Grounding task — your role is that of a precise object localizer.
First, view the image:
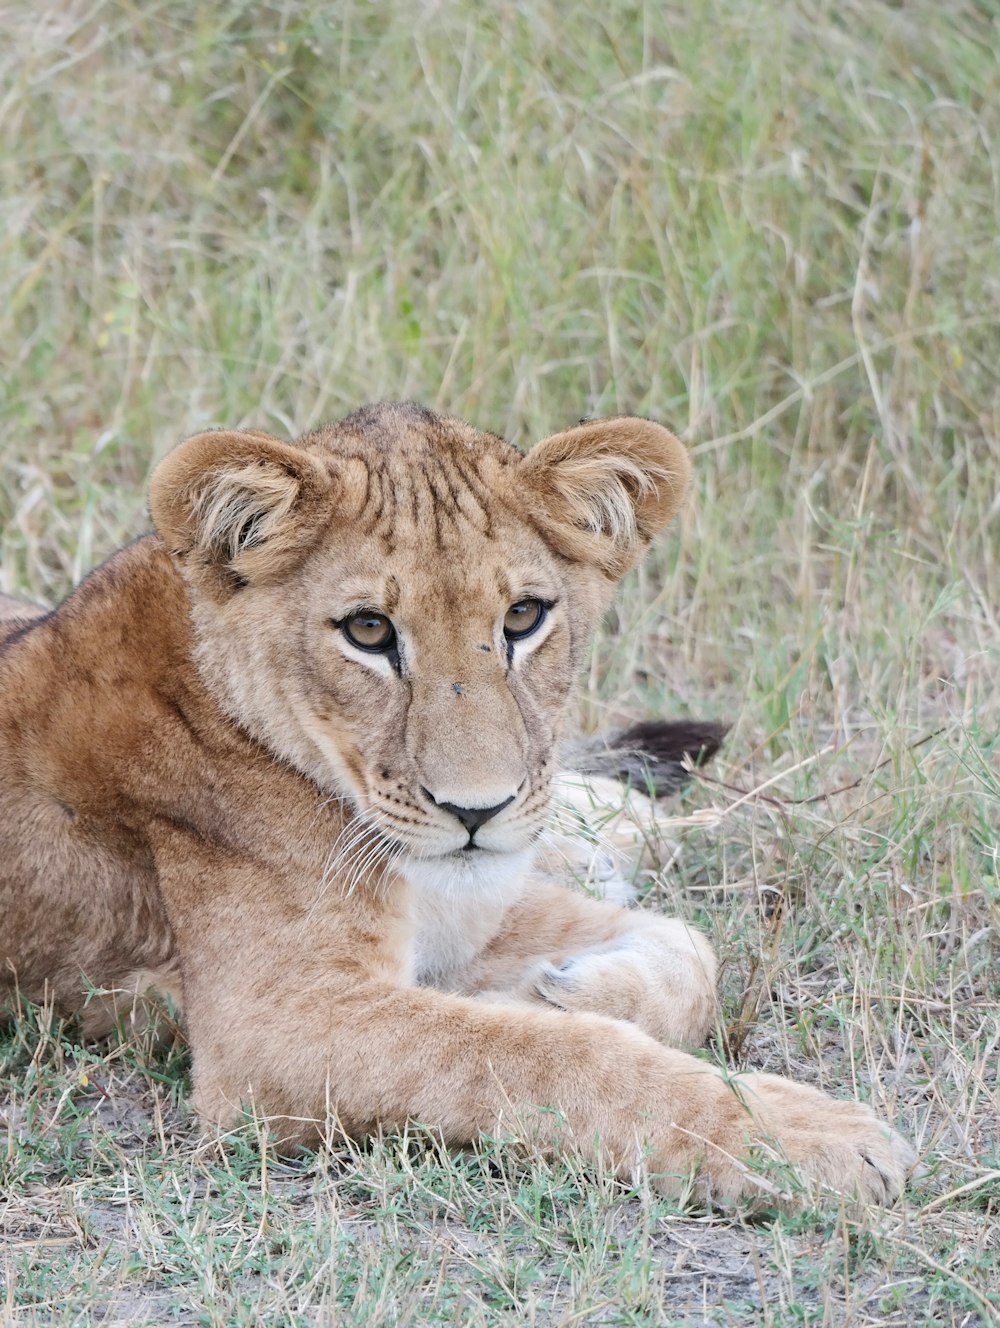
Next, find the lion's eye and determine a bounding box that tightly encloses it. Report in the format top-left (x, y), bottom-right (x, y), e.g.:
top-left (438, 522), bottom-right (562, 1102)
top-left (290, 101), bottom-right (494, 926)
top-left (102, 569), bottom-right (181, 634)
top-left (503, 598), bottom-right (546, 641)
top-left (342, 611), bottom-right (396, 652)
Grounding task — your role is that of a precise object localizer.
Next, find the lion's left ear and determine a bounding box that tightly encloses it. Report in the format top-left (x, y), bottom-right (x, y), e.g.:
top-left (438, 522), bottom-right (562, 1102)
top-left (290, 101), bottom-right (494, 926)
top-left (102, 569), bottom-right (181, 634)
top-left (521, 417), bottom-right (691, 578)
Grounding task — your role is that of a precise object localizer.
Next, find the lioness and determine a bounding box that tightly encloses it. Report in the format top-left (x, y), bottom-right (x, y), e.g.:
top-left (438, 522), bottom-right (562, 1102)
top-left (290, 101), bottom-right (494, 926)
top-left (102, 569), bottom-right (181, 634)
top-left (0, 403), bottom-right (914, 1204)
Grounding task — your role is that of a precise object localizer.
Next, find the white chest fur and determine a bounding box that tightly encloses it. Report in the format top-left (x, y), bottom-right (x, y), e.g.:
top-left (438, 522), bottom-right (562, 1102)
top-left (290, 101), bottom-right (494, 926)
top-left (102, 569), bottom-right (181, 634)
top-left (402, 850), bottom-right (534, 989)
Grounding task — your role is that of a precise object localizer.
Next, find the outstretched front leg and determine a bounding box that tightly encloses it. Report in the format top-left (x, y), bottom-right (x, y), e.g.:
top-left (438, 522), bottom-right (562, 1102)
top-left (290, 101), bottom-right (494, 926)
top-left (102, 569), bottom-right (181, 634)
top-left (454, 882), bottom-right (718, 1050)
top-left (157, 839), bottom-right (913, 1209)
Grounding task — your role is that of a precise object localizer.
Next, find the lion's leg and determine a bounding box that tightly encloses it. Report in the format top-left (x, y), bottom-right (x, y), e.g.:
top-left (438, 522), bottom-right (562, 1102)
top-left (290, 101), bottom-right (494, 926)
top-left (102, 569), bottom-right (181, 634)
top-left (184, 971), bottom-right (911, 1207)
top-left (455, 882), bottom-right (717, 1048)
top-left (154, 836), bottom-right (913, 1207)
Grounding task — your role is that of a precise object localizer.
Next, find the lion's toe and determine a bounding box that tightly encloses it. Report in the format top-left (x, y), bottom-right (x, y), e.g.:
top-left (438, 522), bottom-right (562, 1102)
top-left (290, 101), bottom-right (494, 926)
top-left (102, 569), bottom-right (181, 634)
top-left (732, 1075), bottom-right (916, 1205)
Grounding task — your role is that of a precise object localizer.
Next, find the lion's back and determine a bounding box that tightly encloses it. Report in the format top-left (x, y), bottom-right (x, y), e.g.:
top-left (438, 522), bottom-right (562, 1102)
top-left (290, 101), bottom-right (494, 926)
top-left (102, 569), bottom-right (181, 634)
top-left (0, 594), bottom-right (47, 650)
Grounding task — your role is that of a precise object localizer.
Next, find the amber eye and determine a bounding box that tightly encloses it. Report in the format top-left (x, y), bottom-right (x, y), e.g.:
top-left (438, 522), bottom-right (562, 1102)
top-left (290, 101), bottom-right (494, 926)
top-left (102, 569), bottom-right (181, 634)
top-left (503, 598), bottom-right (546, 641)
top-left (342, 611), bottom-right (396, 652)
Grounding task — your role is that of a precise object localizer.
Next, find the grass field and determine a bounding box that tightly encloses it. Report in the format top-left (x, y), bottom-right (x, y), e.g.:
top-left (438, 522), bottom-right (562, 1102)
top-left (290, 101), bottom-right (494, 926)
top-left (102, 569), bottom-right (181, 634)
top-left (1, 0), bottom-right (998, 1323)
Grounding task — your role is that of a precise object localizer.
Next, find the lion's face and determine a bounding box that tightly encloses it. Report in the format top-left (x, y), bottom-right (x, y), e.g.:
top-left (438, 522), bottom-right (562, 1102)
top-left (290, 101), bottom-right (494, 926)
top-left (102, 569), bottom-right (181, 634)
top-left (288, 500), bottom-right (576, 862)
top-left (150, 404), bottom-right (690, 875)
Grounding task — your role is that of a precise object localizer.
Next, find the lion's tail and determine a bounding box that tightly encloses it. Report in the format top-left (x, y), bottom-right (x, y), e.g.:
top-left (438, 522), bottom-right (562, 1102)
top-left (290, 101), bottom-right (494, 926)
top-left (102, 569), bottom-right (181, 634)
top-left (562, 719), bottom-right (727, 798)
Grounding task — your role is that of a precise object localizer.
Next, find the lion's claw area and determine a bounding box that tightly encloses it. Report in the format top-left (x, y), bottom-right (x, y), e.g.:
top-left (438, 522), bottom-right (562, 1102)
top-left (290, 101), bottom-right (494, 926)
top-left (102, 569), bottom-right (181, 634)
top-left (732, 1075), bottom-right (916, 1204)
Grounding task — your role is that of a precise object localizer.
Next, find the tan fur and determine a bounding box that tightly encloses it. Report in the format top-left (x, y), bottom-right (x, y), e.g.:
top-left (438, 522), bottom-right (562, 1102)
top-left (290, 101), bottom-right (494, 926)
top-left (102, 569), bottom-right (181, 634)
top-left (0, 403), bottom-right (915, 1205)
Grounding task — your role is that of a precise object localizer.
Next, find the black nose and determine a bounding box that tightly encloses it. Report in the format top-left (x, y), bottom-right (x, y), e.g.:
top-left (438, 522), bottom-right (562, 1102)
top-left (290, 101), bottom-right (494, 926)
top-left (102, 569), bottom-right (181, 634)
top-left (423, 790), bottom-right (516, 835)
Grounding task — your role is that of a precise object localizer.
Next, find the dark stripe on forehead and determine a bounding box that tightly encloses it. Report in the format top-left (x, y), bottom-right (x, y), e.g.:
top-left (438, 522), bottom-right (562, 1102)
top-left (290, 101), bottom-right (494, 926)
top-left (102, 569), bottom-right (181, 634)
top-left (423, 462), bottom-right (450, 513)
top-left (362, 464), bottom-right (385, 536)
top-left (357, 464), bottom-right (371, 522)
top-left (426, 472), bottom-right (445, 553)
top-left (403, 469), bottom-right (435, 550)
top-left (449, 454), bottom-right (496, 534)
top-left (433, 460), bottom-right (463, 518)
top-left (407, 476), bottom-right (420, 531)
top-left (441, 455), bottom-right (493, 533)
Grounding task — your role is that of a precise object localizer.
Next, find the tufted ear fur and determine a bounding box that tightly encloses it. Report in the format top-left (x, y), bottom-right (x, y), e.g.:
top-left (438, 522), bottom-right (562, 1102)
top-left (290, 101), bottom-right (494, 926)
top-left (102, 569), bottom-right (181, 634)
top-left (150, 430), bottom-right (335, 595)
top-left (521, 417), bottom-right (691, 578)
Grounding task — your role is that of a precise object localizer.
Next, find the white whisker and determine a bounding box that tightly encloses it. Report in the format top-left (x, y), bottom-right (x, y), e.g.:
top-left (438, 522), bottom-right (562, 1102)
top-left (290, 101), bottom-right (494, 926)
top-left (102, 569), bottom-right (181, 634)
top-left (307, 804), bottom-right (396, 916)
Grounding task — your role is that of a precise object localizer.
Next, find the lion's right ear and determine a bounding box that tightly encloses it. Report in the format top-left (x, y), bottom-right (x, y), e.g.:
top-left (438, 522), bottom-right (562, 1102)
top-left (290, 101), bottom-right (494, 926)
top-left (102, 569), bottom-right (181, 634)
top-left (149, 430), bottom-right (334, 592)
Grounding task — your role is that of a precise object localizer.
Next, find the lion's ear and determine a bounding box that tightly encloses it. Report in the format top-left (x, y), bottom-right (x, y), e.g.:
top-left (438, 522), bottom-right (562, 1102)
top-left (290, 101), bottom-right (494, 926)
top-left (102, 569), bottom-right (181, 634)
top-left (521, 417), bottom-right (691, 578)
top-left (150, 430), bottom-right (334, 592)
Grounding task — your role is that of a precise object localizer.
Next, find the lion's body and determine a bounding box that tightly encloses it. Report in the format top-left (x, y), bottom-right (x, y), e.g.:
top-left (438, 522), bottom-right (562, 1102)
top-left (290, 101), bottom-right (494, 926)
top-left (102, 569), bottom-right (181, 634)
top-left (0, 403), bottom-right (913, 1204)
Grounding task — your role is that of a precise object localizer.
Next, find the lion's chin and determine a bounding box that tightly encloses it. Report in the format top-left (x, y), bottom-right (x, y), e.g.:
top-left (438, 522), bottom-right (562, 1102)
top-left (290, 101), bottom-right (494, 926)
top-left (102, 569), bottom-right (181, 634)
top-left (398, 846), bottom-right (536, 902)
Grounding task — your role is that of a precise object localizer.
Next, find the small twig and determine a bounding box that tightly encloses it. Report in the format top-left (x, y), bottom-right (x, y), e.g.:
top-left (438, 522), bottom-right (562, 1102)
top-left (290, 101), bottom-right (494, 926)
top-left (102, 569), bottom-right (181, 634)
top-left (694, 729), bottom-right (945, 809)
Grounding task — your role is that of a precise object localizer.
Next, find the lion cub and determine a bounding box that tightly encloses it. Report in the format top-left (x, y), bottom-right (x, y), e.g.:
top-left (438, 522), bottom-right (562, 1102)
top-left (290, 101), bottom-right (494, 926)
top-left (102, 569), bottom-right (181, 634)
top-left (0, 403), bottom-right (914, 1205)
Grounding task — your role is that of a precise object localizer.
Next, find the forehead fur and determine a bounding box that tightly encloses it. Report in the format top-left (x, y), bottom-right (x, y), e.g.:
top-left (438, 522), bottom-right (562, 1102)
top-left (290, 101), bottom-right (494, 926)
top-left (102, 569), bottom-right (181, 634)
top-left (300, 402), bottom-right (520, 479)
top-left (304, 401), bottom-right (517, 457)
top-left (298, 402), bottom-right (524, 548)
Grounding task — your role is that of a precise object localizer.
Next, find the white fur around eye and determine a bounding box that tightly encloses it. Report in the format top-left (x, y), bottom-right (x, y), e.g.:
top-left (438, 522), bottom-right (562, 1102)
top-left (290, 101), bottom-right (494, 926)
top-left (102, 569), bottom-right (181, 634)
top-left (335, 636), bottom-right (399, 678)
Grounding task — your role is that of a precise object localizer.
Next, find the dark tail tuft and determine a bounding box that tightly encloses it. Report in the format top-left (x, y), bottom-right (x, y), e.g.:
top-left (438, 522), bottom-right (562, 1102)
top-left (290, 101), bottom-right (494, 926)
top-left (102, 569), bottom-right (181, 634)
top-left (564, 719), bottom-right (728, 798)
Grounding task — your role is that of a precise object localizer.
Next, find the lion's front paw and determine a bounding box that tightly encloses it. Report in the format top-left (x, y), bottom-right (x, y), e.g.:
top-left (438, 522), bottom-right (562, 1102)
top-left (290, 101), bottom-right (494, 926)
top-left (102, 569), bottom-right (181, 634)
top-left (532, 951), bottom-right (651, 1021)
top-left (528, 921), bottom-right (716, 1049)
top-left (721, 1073), bottom-right (916, 1205)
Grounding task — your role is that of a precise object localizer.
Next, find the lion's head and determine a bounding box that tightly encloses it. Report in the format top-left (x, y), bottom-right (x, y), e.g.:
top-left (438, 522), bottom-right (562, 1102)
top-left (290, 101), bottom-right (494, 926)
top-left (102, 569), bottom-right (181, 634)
top-left (150, 403), bottom-right (689, 886)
